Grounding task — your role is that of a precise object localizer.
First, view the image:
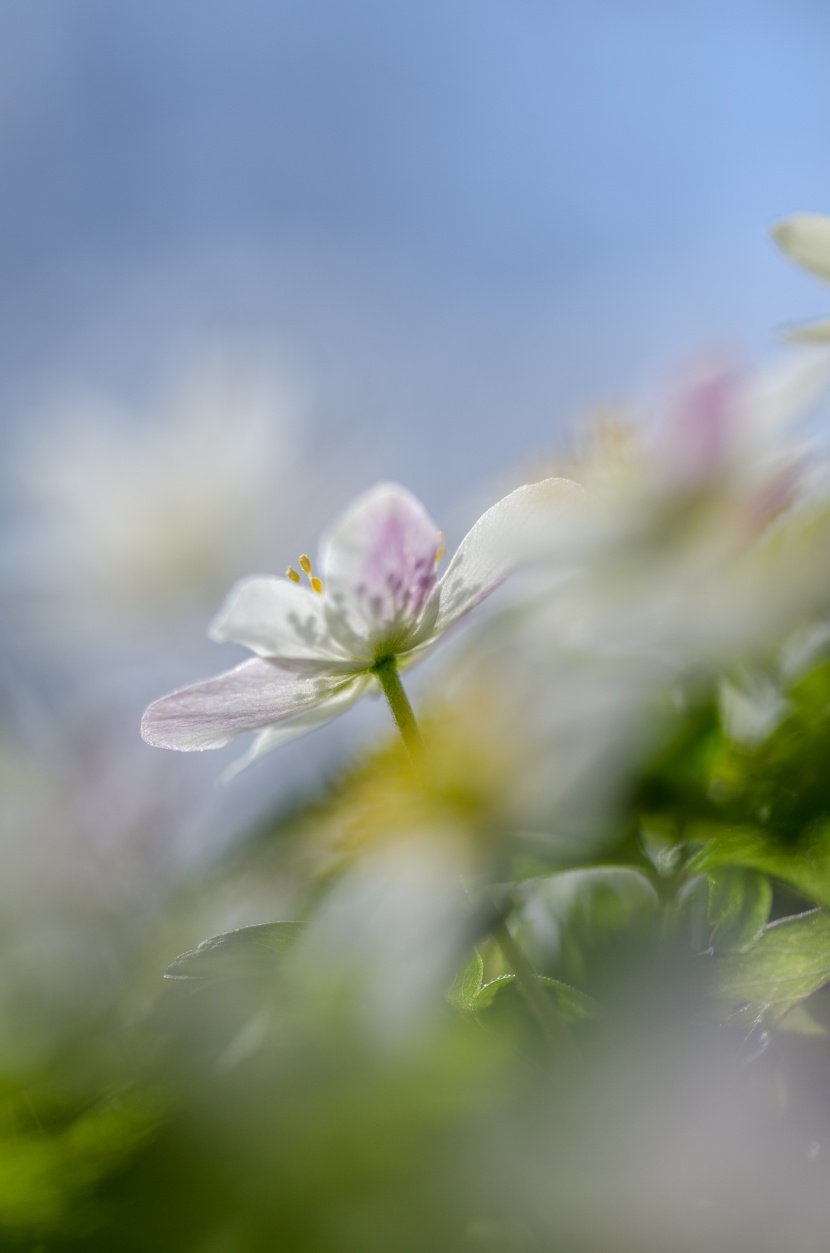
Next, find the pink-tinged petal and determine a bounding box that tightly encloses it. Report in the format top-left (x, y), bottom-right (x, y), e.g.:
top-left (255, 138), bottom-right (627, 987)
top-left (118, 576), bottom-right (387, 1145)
top-left (661, 363), bottom-right (741, 485)
top-left (209, 575), bottom-right (347, 661)
top-left (425, 477), bottom-right (585, 639)
top-left (141, 657), bottom-right (361, 752)
top-left (319, 482), bottom-right (442, 652)
top-left (221, 676), bottom-right (372, 778)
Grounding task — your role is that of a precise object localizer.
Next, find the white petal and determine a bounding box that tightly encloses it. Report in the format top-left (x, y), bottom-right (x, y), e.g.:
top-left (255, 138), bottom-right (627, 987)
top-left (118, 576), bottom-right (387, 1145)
top-left (782, 318), bottom-right (830, 344)
top-left (773, 215), bottom-right (830, 283)
top-left (141, 657), bottom-right (361, 751)
top-left (319, 482), bottom-right (443, 655)
top-left (209, 575), bottom-right (347, 661)
top-left (741, 350), bottom-right (830, 435)
top-left (426, 477), bottom-right (585, 639)
top-left (221, 675), bottom-right (372, 779)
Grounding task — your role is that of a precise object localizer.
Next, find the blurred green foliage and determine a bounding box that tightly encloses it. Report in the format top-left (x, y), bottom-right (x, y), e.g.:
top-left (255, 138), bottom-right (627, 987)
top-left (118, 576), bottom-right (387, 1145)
top-left (9, 615), bottom-right (830, 1250)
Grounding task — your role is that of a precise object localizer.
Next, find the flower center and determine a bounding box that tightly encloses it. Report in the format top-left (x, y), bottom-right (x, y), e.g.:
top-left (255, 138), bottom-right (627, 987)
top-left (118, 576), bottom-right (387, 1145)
top-left (286, 553), bottom-right (324, 595)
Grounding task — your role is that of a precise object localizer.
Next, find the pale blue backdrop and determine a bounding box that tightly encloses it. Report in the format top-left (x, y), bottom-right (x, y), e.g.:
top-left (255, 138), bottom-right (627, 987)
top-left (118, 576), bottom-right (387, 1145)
top-left (2, 0), bottom-right (829, 504)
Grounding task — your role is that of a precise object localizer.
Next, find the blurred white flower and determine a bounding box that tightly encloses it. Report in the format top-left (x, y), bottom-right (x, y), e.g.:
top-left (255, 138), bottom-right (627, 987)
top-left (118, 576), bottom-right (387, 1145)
top-left (7, 349), bottom-right (328, 641)
top-left (294, 836), bottom-right (472, 1043)
top-left (527, 355), bottom-right (830, 671)
top-left (0, 731), bottom-right (190, 1069)
top-left (773, 212), bottom-right (830, 341)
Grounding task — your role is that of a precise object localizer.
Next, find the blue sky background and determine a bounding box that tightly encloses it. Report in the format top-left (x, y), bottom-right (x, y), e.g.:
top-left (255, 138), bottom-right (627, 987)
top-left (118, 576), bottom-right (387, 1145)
top-left (2, 0), bottom-right (830, 509)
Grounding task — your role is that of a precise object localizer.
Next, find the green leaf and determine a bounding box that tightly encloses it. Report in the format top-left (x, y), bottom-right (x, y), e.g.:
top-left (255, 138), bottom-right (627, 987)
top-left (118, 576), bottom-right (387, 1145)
top-left (528, 866), bottom-right (659, 931)
top-left (706, 868), bottom-right (772, 954)
top-left (689, 822), bottom-right (830, 909)
top-left (446, 950), bottom-right (484, 1013)
top-left (475, 974), bottom-right (598, 1023)
top-left (474, 974), bottom-right (516, 1011)
top-left (519, 866), bottom-right (660, 985)
top-left (712, 908), bottom-right (830, 1025)
top-left (0, 1099), bottom-right (156, 1237)
top-left (164, 922), bottom-right (304, 982)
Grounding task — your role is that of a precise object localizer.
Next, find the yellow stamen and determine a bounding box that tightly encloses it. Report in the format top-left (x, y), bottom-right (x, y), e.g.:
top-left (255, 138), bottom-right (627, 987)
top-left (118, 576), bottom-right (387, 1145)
top-left (435, 532), bottom-right (445, 565)
top-left (289, 551), bottom-right (324, 594)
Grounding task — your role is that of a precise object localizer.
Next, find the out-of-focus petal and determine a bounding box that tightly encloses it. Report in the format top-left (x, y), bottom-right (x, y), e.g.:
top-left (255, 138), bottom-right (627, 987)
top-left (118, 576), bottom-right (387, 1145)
top-left (319, 482), bottom-right (442, 654)
top-left (209, 575), bottom-right (348, 661)
top-left (742, 350), bottom-right (830, 433)
top-left (773, 215), bottom-right (830, 283)
top-left (141, 657), bottom-right (360, 751)
top-left (783, 319), bottom-right (830, 345)
top-left (424, 478), bottom-right (584, 639)
top-left (661, 364), bottom-right (740, 484)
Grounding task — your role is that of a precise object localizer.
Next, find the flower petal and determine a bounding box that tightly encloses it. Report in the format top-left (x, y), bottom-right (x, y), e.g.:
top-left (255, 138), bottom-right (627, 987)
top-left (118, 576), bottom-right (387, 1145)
top-left (782, 318), bottom-right (830, 344)
top-left (141, 657), bottom-right (361, 751)
top-left (319, 482), bottom-right (442, 655)
top-left (745, 350), bottom-right (830, 424)
top-left (209, 575), bottom-right (348, 661)
top-left (426, 477), bottom-right (585, 638)
top-left (773, 214), bottom-right (830, 283)
top-left (221, 675), bottom-right (372, 779)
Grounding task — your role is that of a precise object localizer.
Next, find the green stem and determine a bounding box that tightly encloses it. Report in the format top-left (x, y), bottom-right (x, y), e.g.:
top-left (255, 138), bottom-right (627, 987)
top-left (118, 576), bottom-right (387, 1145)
top-left (373, 657), bottom-right (423, 760)
top-left (492, 914), bottom-right (573, 1053)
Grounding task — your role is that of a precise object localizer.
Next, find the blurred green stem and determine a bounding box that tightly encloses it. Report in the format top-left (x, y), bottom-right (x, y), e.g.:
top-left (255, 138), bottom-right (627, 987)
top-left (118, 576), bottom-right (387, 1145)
top-left (373, 657), bottom-right (423, 760)
top-left (492, 914), bottom-right (574, 1054)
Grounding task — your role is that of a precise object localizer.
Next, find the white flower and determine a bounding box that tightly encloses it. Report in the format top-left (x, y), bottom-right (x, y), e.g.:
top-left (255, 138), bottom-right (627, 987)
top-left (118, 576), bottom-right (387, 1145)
top-left (141, 478), bottom-right (582, 771)
top-left (8, 351), bottom-right (318, 636)
top-left (539, 364), bottom-right (830, 669)
top-left (773, 213), bottom-right (830, 342)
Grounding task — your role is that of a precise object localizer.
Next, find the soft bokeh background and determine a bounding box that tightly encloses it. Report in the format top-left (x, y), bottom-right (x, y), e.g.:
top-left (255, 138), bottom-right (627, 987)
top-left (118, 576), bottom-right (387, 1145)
top-left (4, 8), bottom-right (830, 1246)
